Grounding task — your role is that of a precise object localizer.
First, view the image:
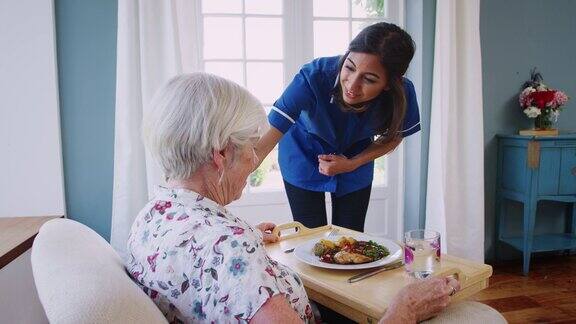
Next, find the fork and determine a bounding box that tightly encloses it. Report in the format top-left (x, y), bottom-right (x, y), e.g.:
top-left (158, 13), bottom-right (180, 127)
top-left (325, 228), bottom-right (339, 238)
top-left (284, 227), bottom-right (339, 253)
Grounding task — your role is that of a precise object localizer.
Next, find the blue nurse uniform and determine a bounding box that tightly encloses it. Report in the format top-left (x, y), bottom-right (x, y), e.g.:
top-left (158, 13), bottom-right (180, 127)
top-left (268, 56), bottom-right (421, 197)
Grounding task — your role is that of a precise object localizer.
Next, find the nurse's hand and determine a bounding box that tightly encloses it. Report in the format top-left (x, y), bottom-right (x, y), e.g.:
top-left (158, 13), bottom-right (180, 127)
top-left (318, 154), bottom-right (357, 176)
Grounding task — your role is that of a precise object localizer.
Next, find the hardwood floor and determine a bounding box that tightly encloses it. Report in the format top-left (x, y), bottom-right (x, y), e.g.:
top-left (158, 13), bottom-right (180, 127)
top-left (475, 255), bottom-right (576, 323)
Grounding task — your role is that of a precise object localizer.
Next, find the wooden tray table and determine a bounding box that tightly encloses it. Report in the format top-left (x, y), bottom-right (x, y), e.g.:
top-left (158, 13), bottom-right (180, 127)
top-left (266, 222), bottom-right (493, 324)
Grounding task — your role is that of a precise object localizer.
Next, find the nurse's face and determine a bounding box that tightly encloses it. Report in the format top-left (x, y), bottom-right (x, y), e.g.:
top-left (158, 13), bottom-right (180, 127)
top-left (339, 52), bottom-right (388, 106)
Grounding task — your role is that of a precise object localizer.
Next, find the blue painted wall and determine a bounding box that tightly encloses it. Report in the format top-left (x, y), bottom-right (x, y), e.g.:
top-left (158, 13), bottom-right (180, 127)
top-left (481, 0), bottom-right (576, 260)
top-left (417, 0), bottom-right (435, 230)
top-left (55, 0), bottom-right (118, 240)
top-left (404, 0), bottom-right (436, 231)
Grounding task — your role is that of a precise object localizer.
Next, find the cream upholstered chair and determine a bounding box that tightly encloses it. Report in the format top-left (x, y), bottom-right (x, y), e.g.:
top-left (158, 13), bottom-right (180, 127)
top-left (31, 219), bottom-right (167, 324)
top-left (423, 301), bottom-right (507, 324)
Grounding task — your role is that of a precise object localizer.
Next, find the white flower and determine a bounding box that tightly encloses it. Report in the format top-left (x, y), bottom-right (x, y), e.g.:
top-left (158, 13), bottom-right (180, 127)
top-left (523, 106), bottom-right (541, 118)
top-left (519, 87), bottom-right (536, 107)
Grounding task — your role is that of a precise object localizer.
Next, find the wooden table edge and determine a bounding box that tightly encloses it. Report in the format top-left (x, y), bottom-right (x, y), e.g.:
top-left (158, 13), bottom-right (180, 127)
top-left (0, 215), bottom-right (64, 269)
top-left (305, 277), bottom-right (490, 324)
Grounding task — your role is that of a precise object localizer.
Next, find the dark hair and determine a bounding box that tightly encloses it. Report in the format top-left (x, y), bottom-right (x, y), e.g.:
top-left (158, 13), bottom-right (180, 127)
top-left (333, 22), bottom-right (415, 144)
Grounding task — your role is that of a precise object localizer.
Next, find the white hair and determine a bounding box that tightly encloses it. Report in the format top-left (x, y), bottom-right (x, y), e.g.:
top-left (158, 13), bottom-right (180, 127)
top-left (143, 72), bottom-right (267, 180)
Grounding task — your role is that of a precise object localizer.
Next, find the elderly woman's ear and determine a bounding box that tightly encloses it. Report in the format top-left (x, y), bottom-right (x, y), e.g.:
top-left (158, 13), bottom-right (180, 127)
top-left (211, 147), bottom-right (227, 173)
top-left (212, 144), bottom-right (236, 173)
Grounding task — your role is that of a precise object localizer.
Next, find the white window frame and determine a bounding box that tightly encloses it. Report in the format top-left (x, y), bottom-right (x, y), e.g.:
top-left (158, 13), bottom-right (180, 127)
top-left (196, 0), bottom-right (405, 239)
top-left (283, 0), bottom-right (404, 82)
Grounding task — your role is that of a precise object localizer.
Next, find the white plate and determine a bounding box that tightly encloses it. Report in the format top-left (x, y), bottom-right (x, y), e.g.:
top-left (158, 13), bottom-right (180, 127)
top-left (293, 234), bottom-right (402, 270)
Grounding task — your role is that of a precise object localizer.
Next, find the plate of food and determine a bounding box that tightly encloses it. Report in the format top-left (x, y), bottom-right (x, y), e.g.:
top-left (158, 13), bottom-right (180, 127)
top-left (293, 234), bottom-right (402, 270)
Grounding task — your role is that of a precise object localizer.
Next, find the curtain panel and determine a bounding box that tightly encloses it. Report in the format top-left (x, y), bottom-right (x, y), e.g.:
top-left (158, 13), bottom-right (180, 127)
top-left (111, 0), bottom-right (201, 257)
top-left (425, 0), bottom-right (485, 262)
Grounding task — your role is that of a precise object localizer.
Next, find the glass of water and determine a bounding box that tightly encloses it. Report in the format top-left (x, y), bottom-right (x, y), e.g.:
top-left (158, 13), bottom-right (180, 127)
top-left (404, 229), bottom-right (441, 279)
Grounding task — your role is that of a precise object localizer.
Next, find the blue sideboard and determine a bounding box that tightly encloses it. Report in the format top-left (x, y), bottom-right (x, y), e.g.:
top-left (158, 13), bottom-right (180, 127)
top-left (495, 134), bottom-right (576, 275)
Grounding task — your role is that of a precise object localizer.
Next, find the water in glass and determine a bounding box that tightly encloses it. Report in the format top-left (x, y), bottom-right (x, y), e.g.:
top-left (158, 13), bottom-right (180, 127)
top-left (404, 230), bottom-right (440, 279)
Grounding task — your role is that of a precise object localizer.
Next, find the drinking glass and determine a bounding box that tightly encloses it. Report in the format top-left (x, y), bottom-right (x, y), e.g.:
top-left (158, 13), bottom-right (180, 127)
top-left (404, 229), bottom-right (441, 279)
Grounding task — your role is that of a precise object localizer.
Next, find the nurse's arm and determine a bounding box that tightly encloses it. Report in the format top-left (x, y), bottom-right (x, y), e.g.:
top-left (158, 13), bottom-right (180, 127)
top-left (350, 137), bottom-right (402, 169)
top-left (254, 126), bottom-right (284, 170)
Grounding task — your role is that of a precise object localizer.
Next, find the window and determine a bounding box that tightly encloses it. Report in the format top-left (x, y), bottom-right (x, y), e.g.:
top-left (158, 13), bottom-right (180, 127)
top-left (202, 0), bottom-right (285, 192)
top-left (198, 0), bottom-right (405, 239)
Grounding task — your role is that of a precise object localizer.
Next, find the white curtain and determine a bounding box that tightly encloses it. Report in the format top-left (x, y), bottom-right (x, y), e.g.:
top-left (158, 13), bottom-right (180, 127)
top-left (425, 0), bottom-right (484, 262)
top-left (111, 0), bottom-right (201, 257)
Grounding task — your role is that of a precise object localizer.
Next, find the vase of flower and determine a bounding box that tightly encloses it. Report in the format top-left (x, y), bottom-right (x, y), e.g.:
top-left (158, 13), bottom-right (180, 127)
top-left (518, 69), bottom-right (569, 136)
top-left (534, 110), bottom-right (553, 130)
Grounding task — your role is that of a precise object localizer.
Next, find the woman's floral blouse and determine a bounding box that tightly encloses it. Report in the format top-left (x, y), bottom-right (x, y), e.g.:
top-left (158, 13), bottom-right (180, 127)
top-left (126, 187), bottom-right (313, 323)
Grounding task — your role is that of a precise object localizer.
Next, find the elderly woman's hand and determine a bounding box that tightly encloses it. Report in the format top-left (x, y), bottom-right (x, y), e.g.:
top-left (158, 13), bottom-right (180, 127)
top-left (379, 276), bottom-right (460, 324)
top-left (256, 222), bottom-right (280, 244)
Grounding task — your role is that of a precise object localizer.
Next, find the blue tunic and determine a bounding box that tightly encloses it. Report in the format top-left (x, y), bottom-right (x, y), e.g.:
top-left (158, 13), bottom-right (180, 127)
top-left (268, 56), bottom-right (421, 197)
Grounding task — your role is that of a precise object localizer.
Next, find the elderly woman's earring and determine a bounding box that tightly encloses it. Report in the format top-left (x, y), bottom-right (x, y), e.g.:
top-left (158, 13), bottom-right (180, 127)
top-left (218, 169), bottom-right (225, 184)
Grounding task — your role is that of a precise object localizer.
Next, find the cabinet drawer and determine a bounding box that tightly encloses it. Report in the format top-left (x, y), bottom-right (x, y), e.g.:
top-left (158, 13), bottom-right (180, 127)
top-left (501, 146), bottom-right (528, 193)
top-left (555, 140), bottom-right (576, 147)
top-left (537, 148), bottom-right (561, 195)
top-left (560, 148), bottom-right (576, 195)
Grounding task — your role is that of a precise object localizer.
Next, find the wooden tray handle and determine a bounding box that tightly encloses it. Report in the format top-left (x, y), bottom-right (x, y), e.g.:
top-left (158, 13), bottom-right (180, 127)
top-left (272, 222), bottom-right (332, 241)
top-left (434, 267), bottom-right (468, 295)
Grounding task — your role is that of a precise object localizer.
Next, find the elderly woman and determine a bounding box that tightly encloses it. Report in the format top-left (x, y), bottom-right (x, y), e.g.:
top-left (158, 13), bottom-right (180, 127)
top-left (125, 73), bottom-right (460, 323)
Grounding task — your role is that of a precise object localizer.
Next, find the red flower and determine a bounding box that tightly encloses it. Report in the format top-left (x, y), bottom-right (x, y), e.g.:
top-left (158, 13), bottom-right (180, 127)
top-left (227, 226), bottom-right (245, 235)
top-left (147, 252), bottom-right (159, 272)
top-left (153, 200), bottom-right (172, 215)
top-left (305, 304), bottom-right (313, 319)
top-left (529, 90), bottom-right (556, 109)
top-left (265, 266), bottom-right (276, 277)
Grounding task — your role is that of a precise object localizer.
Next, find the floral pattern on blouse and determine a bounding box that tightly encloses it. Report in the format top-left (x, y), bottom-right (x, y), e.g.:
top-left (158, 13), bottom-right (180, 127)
top-left (126, 186), bottom-right (313, 323)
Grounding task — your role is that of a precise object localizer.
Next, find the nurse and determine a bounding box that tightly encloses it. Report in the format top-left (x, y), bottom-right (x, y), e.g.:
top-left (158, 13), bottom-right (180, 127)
top-left (256, 22), bottom-right (420, 232)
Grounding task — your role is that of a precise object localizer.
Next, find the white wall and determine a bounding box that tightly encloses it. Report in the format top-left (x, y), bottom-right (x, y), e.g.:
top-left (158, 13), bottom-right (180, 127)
top-left (0, 0), bottom-right (62, 322)
top-left (0, 0), bottom-right (65, 217)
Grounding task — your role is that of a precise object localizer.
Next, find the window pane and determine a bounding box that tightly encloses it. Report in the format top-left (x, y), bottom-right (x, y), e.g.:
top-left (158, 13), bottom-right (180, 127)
top-left (245, 0), bottom-right (282, 15)
top-left (246, 62), bottom-right (283, 104)
top-left (204, 17), bottom-right (243, 59)
top-left (202, 0), bottom-right (242, 13)
top-left (314, 21), bottom-right (349, 57)
top-left (246, 18), bottom-right (283, 60)
top-left (313, 0), bottom-right (348, 17)
top-left (352, 20), bottom-right (379, 38)
top-left (204, 62), bottom-right (244, 86)
top-left (250, 146), bottom-right (283, 191)
top-left (352, 0), bottom-right (387, 18)
top-left (372, 156), bottom-right (387, 187)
